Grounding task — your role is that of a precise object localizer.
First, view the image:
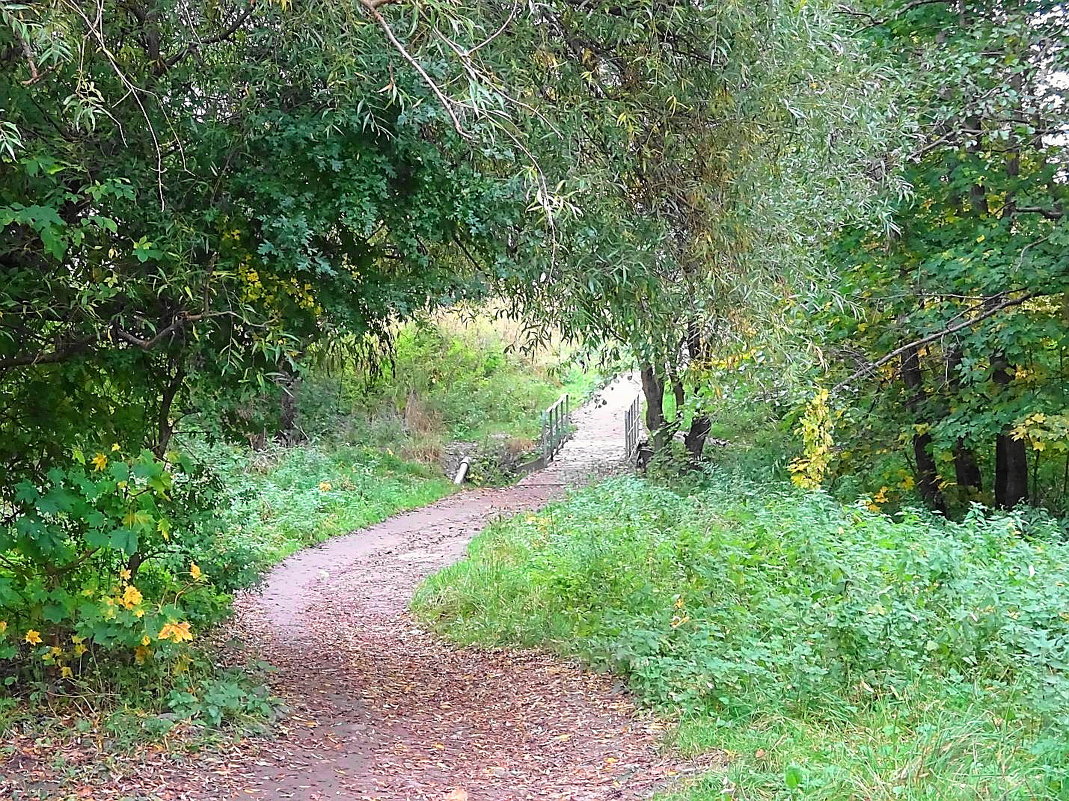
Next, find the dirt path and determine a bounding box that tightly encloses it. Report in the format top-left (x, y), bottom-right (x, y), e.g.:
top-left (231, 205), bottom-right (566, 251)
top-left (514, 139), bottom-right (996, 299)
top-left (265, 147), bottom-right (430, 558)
top-left (202, 375), bottom-right (704, 801)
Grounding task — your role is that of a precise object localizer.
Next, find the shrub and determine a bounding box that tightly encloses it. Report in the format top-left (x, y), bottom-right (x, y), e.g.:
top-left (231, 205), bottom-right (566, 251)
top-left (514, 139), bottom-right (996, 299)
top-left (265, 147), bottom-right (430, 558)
top-left (0, 448), bottom-right (240, 684)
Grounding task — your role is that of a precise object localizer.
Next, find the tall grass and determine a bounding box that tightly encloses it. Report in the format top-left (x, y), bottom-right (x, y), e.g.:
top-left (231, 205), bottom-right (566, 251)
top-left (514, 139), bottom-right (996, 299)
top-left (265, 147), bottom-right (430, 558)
top-left (413, 475), bottom-right (1069, 800)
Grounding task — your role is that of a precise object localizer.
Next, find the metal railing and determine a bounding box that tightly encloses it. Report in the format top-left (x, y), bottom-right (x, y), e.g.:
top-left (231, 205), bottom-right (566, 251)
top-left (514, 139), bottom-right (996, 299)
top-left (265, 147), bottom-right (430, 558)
top-left (540, 394), bottom-right (571, 463)
top-left (624, 393), bottom-right (641, 459)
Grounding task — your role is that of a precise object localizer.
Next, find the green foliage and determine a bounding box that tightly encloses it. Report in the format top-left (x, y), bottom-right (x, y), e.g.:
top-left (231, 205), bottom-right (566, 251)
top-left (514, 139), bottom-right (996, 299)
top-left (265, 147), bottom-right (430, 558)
top-left (164, 667), bottom-right (277, 729)
top-left (378, 322), bottom-right (592, 442)
top-left (0, 0), bottom-right (522, 690)
top-left (415, 476), bottom-right (1069, 798)
top-left (813, 0), bottom-right (1069, 512)
top-left (209, 442), bottom-right (453, 566)
top-left (0, 448), bottom-right (235, 680)
top-left (0, 0), bottom-right (514, 478)
top-left (292, 315), bottom-right (598, 461)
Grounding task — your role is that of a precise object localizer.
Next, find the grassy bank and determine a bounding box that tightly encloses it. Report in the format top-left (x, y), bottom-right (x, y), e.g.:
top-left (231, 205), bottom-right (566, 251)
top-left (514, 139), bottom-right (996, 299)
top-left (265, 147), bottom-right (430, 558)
top-left (413, 476), bottom-right (1069, 800)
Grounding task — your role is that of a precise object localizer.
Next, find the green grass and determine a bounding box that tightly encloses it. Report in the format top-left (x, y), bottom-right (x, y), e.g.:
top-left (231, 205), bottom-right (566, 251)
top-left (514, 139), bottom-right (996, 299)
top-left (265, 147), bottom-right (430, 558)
top-left (213, 442), bottom-right (455, 567)
top-left (413, 476), bottom-right (1069, 800)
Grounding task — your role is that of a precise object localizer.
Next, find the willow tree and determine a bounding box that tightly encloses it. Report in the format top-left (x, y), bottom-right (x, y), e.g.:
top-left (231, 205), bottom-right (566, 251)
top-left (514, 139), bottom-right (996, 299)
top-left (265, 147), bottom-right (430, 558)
top-left (416, 0), bottom-right (898, 462)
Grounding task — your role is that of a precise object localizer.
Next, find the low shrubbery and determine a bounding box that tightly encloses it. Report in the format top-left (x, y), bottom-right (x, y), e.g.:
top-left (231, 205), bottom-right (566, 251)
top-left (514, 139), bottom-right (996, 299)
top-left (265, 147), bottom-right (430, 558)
top-left (414, 475), bottom-right (1069, 799)
top-left (0, 449), bottom-right (235, 684)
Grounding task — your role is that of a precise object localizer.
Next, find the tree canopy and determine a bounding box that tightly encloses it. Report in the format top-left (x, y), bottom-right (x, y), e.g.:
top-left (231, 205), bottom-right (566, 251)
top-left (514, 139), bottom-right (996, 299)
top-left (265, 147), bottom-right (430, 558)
top-left (1, 0), bottom-right (1066, 678)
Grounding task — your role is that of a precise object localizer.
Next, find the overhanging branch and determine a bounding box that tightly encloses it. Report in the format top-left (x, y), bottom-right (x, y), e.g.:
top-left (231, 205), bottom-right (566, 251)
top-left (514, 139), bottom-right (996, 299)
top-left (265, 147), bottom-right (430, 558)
top-left (832, 292), bottom-right (1038, 393)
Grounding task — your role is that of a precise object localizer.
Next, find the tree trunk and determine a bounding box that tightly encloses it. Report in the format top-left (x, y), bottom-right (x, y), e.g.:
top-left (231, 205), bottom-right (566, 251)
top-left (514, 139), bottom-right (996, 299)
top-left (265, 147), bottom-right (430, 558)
top-left (680, 322), bottom-right (711, 465)
top-left (995, 434), bottom-right (1029, 508)
top-left (639, 364), bottom-right (668, 452)
top-left (946, 348), bottom-right (983, 492)
top-left (953, 440), bottom-right (983, 492)
top-left (277, 368), bottom-right (301, 445)
top-left (992, 354), bottom-right (1029, 508)
top-left (683, 414), bottom-right (711, 464)
top-left (152, 359), bottom-right (185, 458)
top-left (900, 345), bottom-right (948, 513)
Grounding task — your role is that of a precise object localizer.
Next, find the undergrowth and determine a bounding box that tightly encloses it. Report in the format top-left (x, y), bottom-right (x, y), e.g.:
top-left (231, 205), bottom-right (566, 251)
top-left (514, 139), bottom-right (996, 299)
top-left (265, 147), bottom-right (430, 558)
top-left (413, 475), bottom-right (1069, 800)
top-left (210, 442), bottom-right (454, 568)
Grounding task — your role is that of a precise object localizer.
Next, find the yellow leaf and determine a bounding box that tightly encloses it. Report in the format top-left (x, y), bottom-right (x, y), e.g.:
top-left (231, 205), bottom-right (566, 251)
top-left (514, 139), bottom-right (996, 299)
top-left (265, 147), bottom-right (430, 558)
top-left (0, 621), bottom-right (7, 634)
top-left (91, 453), bottom-right (108, 471)
top-left (121, 584), bottom-right (143, 610)
top-left (25, 629), bottom-right (42, 645)
top-left (190, 562), bottom-right (204, 580)
top-left (158, 621), bottom-right (194, 643)
top-left (60, 666), bottom-right (73, 679)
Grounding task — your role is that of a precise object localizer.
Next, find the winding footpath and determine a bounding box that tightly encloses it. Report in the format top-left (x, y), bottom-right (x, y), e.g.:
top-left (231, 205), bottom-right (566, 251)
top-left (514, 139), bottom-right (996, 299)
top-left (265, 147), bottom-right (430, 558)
top-left (4, 377), bottom-right (718, 801)
top-left (217, 375), bottom-right (707, 801)
top-left (216, 375), bottom-right (712, 801)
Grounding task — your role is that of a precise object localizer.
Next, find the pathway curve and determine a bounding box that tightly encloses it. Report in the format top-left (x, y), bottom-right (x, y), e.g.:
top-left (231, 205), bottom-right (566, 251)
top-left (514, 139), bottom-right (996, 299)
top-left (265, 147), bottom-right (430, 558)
top-left (209, 376), bottom-right (708, 801)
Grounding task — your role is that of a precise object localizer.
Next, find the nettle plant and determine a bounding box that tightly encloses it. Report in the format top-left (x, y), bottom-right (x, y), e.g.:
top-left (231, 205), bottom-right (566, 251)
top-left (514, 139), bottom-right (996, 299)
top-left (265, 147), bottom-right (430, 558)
top-left (0, 448), bottom-right (232, 680)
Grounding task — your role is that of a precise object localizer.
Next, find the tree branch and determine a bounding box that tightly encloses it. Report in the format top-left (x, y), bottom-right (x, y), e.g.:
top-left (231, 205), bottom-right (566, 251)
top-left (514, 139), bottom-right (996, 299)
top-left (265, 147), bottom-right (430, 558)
top-left (163, 0), bottom-right (261, 70)
top-left (833, 292), bottom-right (1038, 393)
top-left (359, 0), bottom-right (467, 138)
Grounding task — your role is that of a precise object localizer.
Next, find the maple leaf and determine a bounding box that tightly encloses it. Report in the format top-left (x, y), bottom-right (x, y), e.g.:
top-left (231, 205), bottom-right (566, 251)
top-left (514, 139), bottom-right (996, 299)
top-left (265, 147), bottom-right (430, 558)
top-left (158, 621), bottom-right (194, 643)
top-left (120, 584), bottom-right (143, 610)
top-left (189, 562), bottom-right (204, 580)
top-left (91, 453), bottom-right (108, 471)
top-left (24, 629), bottom-right (41, 645)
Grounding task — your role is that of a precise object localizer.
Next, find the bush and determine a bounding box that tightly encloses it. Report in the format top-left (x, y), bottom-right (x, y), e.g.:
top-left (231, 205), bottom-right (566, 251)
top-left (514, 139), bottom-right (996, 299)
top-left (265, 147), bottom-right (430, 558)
top-left (0, 448), bottom-right (239, 685)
